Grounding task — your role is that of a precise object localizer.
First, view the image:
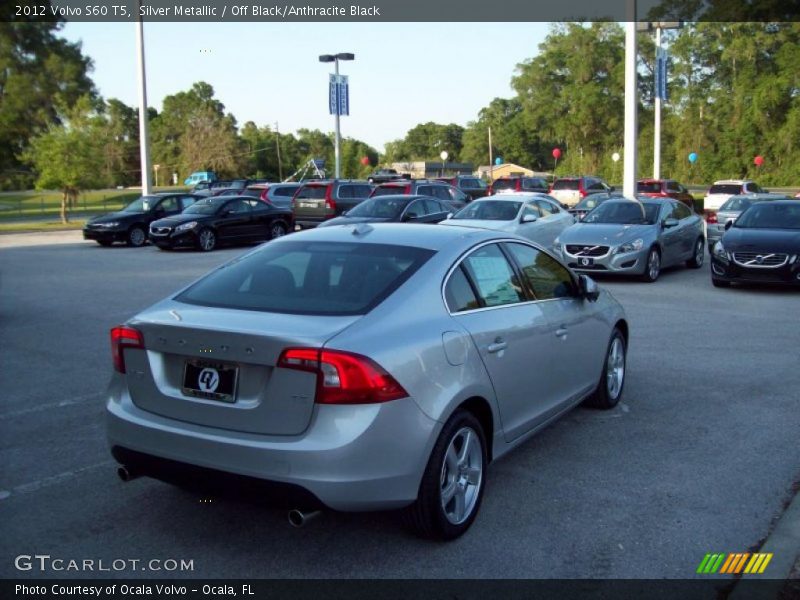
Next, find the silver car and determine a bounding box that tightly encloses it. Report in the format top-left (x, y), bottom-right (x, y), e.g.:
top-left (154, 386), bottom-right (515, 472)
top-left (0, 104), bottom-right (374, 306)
top-left (554, 197), bottom-right (705, 282)
top-left (442, 192), bottom-right (575, 248)
top-left (107, 224), bottom-right (628, 540)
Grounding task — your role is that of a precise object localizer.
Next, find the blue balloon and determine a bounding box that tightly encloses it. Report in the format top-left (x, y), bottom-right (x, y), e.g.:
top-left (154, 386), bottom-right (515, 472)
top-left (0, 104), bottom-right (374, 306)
top-left (688, 152), bottom-right (698, 163)
top-left (495, 157), bottom-right (503, 165)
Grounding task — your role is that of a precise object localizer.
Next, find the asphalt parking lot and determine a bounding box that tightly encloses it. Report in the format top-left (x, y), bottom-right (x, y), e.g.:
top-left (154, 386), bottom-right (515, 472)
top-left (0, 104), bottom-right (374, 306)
top-left (0, 232), bottom-right (798, 580)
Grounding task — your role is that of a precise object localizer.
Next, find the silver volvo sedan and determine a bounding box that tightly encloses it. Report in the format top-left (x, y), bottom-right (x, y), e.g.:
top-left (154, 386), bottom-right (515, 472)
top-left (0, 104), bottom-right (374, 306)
top-left (107, 224), bottom-right (628, 540)
top-left (554, 197), bottom-right (705, 282)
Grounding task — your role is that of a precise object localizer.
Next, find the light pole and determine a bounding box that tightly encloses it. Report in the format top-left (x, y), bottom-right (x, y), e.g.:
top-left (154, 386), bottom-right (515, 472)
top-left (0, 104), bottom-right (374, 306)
top-left (135, 3), bottom-right (152, 195)
top-left (440, 151), bottom-right (448, 177)
top-left (319, 53), bottom-right (354, 179)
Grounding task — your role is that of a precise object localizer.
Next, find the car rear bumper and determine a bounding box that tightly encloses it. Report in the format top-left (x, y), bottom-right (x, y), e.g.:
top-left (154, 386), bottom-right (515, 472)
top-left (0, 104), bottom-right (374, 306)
top-left (710, 256), bottom-right (800, 286)
top-left (106, 377), bottom-right (438, 511)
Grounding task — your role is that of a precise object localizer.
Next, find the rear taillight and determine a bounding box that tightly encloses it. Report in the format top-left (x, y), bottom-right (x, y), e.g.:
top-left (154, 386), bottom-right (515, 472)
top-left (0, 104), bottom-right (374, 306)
top-left (578, 180), bottom-right (587, 197)
top-left (706, 211), bottom-right (718, 224)
top-left (404, 184), bottom-right (412, 194)
top-left (488, 184), bottom-right (494, 195)
top-left (325, 185), bottom-right (336, 212)
top-left (111, 325), bottom-right (144, 374)
top-left (278, 348), bottom-right (408, 404)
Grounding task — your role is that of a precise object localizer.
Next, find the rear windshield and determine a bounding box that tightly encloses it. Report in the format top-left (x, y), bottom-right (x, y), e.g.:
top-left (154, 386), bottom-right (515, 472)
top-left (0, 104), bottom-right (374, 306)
top-left (347, 197), bottom-right (409, 219)
top-left (176, 241), bottom-right (435, 316)
top-left (372, 185), bottom-right (408, 197)
top-left (719, 197), bottom-right (753, 212)
top-left (492, 179), bottom-right (517, 192)
top-left (453, 200), bottom-right (521, 221)
top-left (295, 185), bottom-right (328, 200)
top-left (637, 181), bottom-right (662, 193)
top-left (709, 184), bottom-right (743, 195)
top-left (552, 179), bottom-right (579, 191)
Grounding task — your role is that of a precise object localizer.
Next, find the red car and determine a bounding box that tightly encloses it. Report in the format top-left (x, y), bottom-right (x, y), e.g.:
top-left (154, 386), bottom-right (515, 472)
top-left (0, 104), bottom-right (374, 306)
top-left (637, 179), bottom-right (695, 208)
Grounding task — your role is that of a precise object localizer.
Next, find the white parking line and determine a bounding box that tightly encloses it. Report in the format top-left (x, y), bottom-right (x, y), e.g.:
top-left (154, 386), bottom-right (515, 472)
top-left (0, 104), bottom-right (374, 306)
top-left (10, 461), bottom-right (116, 496)
top-left (0, 393), bottom-right (102, 420)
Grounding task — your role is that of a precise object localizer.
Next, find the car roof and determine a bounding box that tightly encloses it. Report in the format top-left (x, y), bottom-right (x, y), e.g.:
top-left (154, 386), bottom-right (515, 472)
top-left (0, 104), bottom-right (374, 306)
top-left (712, 179), bottom-right (752, 185)
top-left (486, 192), bottom-right (552, 201)
top-left (273, 222), bottom-right (504, 251)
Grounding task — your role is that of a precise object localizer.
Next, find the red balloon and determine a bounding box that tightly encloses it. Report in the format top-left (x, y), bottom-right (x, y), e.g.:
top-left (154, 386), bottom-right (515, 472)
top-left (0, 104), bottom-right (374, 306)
top-left (360, 156), bottom-right (370, 166)
top-left (753, 155), bottom-right (764, 167)
top-left (552, 148), bottom-right (562, 159)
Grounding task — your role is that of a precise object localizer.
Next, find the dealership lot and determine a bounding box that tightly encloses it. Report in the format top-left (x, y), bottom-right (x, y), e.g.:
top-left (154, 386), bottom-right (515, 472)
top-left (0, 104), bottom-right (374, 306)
top-left (0, 234), bottom-right (798, 579)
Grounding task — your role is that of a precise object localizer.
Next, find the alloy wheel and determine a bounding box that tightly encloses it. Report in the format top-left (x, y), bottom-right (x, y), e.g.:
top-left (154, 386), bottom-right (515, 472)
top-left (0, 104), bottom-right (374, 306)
top-left (270, 223), bottom-right (286, 239)
top-left (198, 229), bottom-right (216, 251)
top-left (648, 250), bottom-right (661, 281)
top-left (439, 426), bottom-right (483, 525)
top-left (606, 336), bottom-right (625, 401)
top-left (128, 227), bottom-right (145, 247)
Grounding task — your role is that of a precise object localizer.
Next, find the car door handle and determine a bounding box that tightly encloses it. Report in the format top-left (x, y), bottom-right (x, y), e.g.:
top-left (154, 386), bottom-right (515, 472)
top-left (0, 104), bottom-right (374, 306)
top-left (487, 339), bottom-right (507, 353)
top-left (555, 326), bottom-right (568, 338)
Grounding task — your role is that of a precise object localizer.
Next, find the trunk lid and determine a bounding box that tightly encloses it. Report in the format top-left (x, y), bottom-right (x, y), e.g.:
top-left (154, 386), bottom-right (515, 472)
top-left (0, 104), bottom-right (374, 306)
top-left (123, 301), bottom-right (359, 435)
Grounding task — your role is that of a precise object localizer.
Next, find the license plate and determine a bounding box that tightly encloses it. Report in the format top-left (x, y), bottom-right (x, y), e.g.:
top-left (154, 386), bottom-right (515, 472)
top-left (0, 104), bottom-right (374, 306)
top-left (579, 257), bottom-right (594, 267)
top-left (182, 360), bottom-right (239, 403)
top-left (298, 201), bottom-right (317, 208)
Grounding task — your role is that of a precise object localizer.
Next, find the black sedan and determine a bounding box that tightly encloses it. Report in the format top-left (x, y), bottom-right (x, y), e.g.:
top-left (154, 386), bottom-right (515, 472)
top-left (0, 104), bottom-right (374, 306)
top-left (148, 196), bottom-right (293, 251)
top-left (317, 195), bottom-right (454, 228)
top-left (711, 200), bottom-right (800, 287)
top-left (83, 193), bottom-right (199, 247)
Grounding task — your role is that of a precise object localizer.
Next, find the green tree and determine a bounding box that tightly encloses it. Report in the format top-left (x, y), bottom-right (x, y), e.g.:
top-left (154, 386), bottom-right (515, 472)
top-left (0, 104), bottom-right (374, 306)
top-left (384, 122), bottom-right (465, 162)
top-left (23, 96), bottom-right (108, 223)
top-left (0, 20), bottom-right (95, 189)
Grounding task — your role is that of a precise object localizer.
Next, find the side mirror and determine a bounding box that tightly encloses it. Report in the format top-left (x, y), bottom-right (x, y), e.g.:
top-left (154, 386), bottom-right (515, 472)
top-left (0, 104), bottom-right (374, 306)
top-left (663, 217), bottom-right (679, 228)
top-left (609, 185), bottom-right (615, 192)
top-left (521, 214), bottom-right (538, 223)
top-left (578, 274), bottom-right (600, 302)
top-left (724, 220), bottom-right (734, 230)
top-left (403, 212), bottom-right (418, 222)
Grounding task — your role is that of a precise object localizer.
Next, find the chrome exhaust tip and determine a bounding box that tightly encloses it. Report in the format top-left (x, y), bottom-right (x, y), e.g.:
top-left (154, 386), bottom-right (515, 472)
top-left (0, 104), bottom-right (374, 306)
top-left (288, 509), bottom-right (321, 528)
top-left (117, 465), bottom-right (140, 482)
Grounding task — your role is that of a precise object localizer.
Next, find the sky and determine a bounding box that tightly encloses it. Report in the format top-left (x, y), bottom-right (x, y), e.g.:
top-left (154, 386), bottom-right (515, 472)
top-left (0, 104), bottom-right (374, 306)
top-left (60, 22), bottom-right (551, 152)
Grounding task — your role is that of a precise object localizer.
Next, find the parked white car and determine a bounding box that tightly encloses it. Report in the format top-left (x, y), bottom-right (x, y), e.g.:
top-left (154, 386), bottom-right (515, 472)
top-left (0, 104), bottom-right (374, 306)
top-left (442, 193), bottom-right (575, 248)
top-left (704, 180), bottom-right (766, 214)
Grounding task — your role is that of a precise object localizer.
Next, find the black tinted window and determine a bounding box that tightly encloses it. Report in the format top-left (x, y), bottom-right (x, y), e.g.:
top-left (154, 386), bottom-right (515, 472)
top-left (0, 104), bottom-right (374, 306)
top-left (492, 179), bottom-right (517, 192)
top-left (553, 179), bottom-right (579, 191)
top-left (505, 243), bottom-right (575, 300)
top-left (673, 202), bottom-right (692, 219)
top-left (273, 186), bottom-right (299, 197)
top-left (373, 185), bottom-right (406, 197)
top-left (177, 242), bottom-right (434, 315)
top-left (709, 184), bottom-right (744, 195)
top-left (445, 266), bottom-right (480, 313)
top-left (296, 185), bottom-right (327, 200)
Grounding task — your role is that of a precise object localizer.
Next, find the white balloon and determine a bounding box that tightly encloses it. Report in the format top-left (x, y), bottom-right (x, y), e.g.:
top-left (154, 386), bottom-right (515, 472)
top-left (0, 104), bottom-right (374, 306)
top-left (440, 151), bottom-right (449, 161)
top-left (612, 152), bottom-right (620, 162)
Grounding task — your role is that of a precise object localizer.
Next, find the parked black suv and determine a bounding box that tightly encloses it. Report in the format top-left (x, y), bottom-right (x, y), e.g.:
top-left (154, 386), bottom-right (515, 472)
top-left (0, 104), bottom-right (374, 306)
top-left (292, 180), bottom-right (374, 229)
top-left (83, 193), bottom-right (199, 247)
top-left (370, 180), bottom-right (470, 209)
top-left (435, 175), bottom-right (489, 201)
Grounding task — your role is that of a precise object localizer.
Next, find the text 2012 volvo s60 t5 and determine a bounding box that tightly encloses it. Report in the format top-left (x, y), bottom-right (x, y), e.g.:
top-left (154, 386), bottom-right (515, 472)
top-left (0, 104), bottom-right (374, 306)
top-left (107, 224), bottom-right (628, 539)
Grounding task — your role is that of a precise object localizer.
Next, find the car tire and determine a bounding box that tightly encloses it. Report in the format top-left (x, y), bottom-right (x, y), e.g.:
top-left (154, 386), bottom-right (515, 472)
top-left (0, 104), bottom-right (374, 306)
top-left (126, 226), bottom-right (146, 247)
top-left (712, 277), bottom-right (730, 288)
top-left (687, 237), bottom-right (705, 268)
top-left (640, 247), bottom-right (661, 283)
top-left (402, 410), bottom-right (487, 541)
top-left (197, 228), bottom-right (216, 252)
top-left (269, 221), bottom-right (288, 240)
top-left (584, 328), bottom-right (626, 410)
top-left (96, 240), bottom-right (113, 247)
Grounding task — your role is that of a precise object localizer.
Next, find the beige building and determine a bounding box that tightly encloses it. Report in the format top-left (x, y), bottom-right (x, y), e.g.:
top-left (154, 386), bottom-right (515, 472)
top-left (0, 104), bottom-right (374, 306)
top-left (475, 163), bottom-right (553, 181)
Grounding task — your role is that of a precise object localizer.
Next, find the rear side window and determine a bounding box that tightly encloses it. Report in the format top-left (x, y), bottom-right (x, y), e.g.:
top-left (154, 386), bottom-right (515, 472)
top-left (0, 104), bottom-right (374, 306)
top-left (445, 266), bottom-right (480, 313)
top-left (720, 198), bottom-right (752, 212)
top-left (709, 184), bottom-right (743, 195)
top-left (461, 244), bottom-right (524, 308)
top-left (295, 185), bottom-right (328, 200)
top-left (337, 185), bottom-right (355, 199)
top-left (552, 179), bottom-right (579, 190)
top-left (273, 186), bottom-right (298, 197)
top-left (176, 241), bottom-right (434, 316)
top-left (373, 185), bottom-right (405, 197)
top-left (352, 185), bottom-right (372, 198)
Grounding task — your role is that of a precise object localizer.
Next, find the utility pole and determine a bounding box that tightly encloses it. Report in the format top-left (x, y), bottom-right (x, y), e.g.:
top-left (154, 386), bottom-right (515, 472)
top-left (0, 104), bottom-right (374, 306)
top-left (319, 53), bottom-right (354, 179)
top-left (135, 2), bottom-right (152, 195)
top-left (488, 126), bottom-right (494, 183)
top-left (654, 25), bottom-right (662, 181)
top-left (275, 122), bottom-right (283, 181)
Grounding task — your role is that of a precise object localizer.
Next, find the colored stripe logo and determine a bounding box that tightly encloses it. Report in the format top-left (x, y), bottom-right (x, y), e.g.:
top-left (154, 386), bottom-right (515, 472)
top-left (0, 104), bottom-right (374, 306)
top-left (697, 553), bottom-right (773, 574)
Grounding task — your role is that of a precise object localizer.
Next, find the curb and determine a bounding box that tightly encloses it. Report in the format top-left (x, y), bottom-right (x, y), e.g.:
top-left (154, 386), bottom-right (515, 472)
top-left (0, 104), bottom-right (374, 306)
top-left (729, 482), bottom-right (800, 599)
